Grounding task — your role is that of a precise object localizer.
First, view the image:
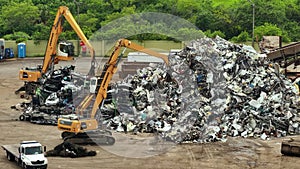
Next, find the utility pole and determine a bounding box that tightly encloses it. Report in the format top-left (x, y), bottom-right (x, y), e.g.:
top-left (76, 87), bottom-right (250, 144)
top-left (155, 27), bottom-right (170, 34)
top-left (248, 0), bottom-right (255, 48)
top-left (74, 0), bottom-right (80, 57)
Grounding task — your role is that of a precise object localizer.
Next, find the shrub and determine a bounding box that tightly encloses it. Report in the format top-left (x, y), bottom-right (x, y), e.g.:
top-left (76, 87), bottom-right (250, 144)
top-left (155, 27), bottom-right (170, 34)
top-left (230, 31), bottom-right (250, 43)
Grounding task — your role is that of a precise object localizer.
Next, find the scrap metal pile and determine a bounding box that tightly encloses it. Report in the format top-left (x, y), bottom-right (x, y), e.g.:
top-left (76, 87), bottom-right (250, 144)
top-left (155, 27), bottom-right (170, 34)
top-left (12, 65), bottom-right (86, 125)
top-left (100, 36), bottom-right (300, 143)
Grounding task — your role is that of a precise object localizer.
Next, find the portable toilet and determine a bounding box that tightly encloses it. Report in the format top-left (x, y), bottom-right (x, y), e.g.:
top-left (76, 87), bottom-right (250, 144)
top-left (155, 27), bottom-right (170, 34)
top-left (4, 48), bottom-right (10, 59)
top-left (18, 43), bottom-right (26, 58)
top-left (10, 48), bottom-right (14, 58)
top-left (0, 39), bottom-right (4, 60)
top-left (5, 48), bottom-right (14, 58)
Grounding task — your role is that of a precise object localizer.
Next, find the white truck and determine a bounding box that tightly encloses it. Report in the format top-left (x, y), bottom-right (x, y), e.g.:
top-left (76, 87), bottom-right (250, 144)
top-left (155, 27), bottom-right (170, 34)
top-left (2, 141), bottom-right (48, 169)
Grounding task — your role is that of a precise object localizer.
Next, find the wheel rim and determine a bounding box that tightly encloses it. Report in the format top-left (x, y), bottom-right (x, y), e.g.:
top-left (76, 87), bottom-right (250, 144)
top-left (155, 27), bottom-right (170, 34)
top-left (19, 115), bottom-right (25, 121)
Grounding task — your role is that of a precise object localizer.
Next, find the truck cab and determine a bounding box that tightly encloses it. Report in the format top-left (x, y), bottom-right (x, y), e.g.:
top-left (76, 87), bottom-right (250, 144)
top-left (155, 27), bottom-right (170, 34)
top-left (19, 141), bottom-right (48, 168)
top-left (2, 140), bottom-right (48, 169)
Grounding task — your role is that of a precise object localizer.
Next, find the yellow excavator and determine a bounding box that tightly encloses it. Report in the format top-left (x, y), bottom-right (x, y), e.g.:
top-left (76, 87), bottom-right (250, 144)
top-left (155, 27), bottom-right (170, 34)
top-left (16, 6), bottom-right (95, 95)
top-left (57, 39), bottom-right (169, 145)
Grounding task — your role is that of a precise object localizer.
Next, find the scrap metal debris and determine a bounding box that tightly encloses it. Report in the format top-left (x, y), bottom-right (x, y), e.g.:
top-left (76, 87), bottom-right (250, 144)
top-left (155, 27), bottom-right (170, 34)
top-left (45, 141), bottom-right (97, 158)
top-left (12, 65), bottom-right (87, 125)
top-left (100, 36), bottom-right (300, 143)
top-left (12, 36), bottom-right (300, 144)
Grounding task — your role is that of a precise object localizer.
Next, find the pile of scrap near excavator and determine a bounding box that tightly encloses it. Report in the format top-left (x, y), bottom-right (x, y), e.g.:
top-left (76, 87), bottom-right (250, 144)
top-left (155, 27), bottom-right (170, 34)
top-left (12, 37), bottom-right (300, 157)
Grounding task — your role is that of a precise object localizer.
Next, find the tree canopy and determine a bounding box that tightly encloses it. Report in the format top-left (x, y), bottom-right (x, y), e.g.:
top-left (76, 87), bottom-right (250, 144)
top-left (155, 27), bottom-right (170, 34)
top-left (0, 0), bottom-right (299, 43)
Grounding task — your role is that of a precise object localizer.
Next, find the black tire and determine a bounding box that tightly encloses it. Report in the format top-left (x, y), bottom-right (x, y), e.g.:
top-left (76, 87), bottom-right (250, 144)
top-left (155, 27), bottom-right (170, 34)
top-left (20, 94), bottom-right (25, 99)
top-left (106, 137), bottom-right (115, 145)
top-left (22, 162), bottom-right (27, 169)
top-left (19, 115), bottom-right (26, 121)
top-left (6, 152), bottom-right (14, 161)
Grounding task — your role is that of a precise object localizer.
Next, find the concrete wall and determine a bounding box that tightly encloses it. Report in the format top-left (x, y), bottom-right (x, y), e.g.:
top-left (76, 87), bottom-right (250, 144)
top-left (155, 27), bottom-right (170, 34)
top-left (4, 40), bottom-right (183, 57)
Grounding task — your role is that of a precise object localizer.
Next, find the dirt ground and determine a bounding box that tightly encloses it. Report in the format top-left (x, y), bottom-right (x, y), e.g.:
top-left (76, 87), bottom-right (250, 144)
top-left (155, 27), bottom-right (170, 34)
top-left (0, 57), bottom-right (300, 169)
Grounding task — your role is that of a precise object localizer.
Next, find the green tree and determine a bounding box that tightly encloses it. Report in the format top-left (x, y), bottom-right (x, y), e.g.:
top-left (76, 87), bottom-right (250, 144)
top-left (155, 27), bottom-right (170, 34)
top-left (101, 6), bottom-right (136, 26)
top-left (176, 0), bottom-right (202, 23)
top-left (195, 8), bottom-right (214, 31)
top-left (228, 0), bottom-right (288, 40)
top-left (1, 1), bottom-right (39, 36)
top-left (0, 0), bottom-right (300, 42)
top-left (210, 5), bottom-right (232, 36)
top-left (32, 24), bottom-right (50, 42)
top-left (255, 0), bottom-right (287, 26)
top-left (4, 31), bottom-right (31, 43)
top-left (85, 0), bottom-right (114, 27)
top-left (0, 0), bottom-right (10, 8)
top-left (254, 23), bottom-right (290, 42)
top-left (283, 21), bottom-right (300, 41)
top-left (205, 30), bottom-right (226, 39)
top-left (230, 31), bottom-right (250, 43)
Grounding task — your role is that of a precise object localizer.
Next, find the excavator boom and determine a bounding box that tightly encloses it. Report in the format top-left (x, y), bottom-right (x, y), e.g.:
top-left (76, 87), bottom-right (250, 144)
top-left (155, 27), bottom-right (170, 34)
top-left (58, 39), bottom-right (169, 144)
top-left (18, 6), bottom-right (95, 84)
top-left (90, 39), bottom-right (168, 118)
top-left (55, 6), bottom-right (95, 76)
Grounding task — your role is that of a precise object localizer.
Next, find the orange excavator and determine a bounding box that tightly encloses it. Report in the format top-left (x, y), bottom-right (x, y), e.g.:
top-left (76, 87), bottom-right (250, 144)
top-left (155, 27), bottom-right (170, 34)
top-left (57, 39), bottom-right (169, 145)
top-left (16, 6), bottom-right (95, 95)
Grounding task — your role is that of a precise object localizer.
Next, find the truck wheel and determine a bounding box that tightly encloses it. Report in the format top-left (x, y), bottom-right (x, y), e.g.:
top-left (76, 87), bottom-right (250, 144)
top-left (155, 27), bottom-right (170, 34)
top-left (107, 137), bottom-right (115, 145)
top-left (19, 115), bottom-right (26, 121)
top-left (6, 152), bottom-right (14, 161)
top-left (22, 162), bottom-right (27, 169)
top-left (20, 94), bottom-right (25, 98)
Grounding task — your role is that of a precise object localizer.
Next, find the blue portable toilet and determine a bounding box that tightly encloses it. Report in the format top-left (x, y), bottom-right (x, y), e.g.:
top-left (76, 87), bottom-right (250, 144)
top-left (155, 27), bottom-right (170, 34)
top-left (5, 48), bottom-right (14, 58)
top-left (0, 39), bottom-right (4, 60)
top-left (4, 48), bottom-right (10, 59)
top-left (10, 48), bottom-right (14, 58)
top-left (18, 43), bottom-right (26, 58)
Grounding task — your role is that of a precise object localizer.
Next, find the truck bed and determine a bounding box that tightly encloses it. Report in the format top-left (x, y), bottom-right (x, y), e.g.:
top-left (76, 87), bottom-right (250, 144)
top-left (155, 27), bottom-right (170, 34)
top-left (1, 144), bottom-right (20, 157)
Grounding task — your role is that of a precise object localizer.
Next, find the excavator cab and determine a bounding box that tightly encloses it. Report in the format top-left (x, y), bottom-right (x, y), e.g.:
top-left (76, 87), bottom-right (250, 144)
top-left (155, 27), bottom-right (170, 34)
top-left (16, 6), bottom-right (95, 97)
top-left (19, 41), bottom-right (74, 83)
top-left (57, 41), bottom-right (74, 57)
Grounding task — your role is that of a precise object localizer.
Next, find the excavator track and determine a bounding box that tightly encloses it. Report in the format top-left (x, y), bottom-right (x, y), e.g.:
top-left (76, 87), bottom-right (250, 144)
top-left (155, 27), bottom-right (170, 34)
top-left (62, 130), bottom-right (115, 145)
top-left (281, 138), bottom-right (300, 157)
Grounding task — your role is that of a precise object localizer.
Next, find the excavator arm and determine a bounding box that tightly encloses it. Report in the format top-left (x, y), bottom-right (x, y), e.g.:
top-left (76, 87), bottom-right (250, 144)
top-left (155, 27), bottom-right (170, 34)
top-left (58, 39), bottom-right (169, 135)
top-left (42, 6), bottom-right (96, 76)
top-left (90, 39), bottom-right (168, 119)
top-left (19, 6), bottom-right (95, 83)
